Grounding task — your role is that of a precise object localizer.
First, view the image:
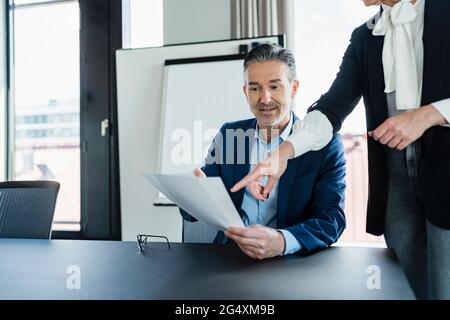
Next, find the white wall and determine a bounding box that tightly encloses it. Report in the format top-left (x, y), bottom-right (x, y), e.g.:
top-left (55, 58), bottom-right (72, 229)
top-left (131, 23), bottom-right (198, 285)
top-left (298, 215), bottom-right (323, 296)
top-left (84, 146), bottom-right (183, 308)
top-left (163, 0), bottom-right (231, 45)
top-left (0, 0), bottom-right (6, 181)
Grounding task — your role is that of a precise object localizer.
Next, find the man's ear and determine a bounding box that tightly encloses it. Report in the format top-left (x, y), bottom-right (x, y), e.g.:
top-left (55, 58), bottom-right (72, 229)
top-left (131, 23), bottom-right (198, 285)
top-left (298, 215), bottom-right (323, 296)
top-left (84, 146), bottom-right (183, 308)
top-left (243, 85), bottom-right (250, 102)
top-left (291, 80), bottom-right (300, 98)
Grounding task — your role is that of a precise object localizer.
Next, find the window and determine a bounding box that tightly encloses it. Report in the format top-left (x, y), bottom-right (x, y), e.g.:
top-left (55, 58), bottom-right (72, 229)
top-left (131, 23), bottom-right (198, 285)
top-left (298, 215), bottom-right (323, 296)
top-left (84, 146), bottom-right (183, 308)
top-left (294, 1), bottom-right (384, 244)
top-left (122, 0), bottom-right (163, 49)
top-left (9, 0), bottom-right (80, 231)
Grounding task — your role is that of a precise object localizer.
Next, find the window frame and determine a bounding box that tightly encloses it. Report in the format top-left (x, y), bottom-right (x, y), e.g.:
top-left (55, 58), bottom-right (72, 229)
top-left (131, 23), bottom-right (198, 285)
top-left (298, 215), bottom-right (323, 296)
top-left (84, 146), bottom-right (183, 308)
top-left (6, 0), bottom-right (122, 240)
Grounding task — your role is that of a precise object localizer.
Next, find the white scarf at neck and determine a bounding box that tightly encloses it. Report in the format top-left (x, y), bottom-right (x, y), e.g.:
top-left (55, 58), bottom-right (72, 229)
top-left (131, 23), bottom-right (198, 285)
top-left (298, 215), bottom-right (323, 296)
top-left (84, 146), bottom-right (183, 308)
top-left (372, 0), bottom-right (424, 110)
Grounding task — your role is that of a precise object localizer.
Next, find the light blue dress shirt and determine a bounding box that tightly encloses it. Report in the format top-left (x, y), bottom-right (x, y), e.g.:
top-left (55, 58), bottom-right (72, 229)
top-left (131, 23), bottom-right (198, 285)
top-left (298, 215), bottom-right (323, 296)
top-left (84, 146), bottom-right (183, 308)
top-left (240, 112), bottom-right (301, 255)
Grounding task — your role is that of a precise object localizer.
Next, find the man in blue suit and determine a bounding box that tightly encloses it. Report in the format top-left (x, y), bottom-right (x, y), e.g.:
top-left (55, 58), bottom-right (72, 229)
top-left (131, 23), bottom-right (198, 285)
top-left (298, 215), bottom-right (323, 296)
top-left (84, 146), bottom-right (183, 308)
top-left (180, 43), bottom-right (346, 259)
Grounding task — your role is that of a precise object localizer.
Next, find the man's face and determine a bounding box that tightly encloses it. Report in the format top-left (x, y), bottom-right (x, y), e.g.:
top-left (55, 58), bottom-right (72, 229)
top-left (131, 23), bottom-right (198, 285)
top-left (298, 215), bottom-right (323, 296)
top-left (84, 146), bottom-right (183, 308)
top-left (243, 60), bottom-right (299, 130)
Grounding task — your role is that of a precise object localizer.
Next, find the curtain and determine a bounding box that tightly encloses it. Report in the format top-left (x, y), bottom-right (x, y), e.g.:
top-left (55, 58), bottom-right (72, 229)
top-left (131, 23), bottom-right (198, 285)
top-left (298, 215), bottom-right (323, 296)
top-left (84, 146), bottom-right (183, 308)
top-left (231, 0), bottom-right (295, 49)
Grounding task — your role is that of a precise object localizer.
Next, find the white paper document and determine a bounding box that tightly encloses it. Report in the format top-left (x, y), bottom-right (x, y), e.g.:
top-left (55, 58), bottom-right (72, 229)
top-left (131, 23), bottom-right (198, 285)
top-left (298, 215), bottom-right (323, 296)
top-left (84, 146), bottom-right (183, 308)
top-left (144, 173), bottom-right (245, 230)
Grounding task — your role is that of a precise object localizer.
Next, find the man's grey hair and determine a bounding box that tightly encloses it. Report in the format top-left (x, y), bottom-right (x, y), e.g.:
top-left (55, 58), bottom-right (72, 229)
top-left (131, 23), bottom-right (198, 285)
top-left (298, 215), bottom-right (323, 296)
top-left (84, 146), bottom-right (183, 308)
top-left (243, 43), bottom-right (297, 82)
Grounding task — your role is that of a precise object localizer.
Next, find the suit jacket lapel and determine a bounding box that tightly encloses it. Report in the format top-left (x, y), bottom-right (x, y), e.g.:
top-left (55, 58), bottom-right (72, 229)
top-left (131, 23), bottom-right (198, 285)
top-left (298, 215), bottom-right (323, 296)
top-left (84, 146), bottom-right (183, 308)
top-left (276, 114), bottom-right (300, 228)
top-left (276, 158), bottom-right (298, 228)
top-left (232, 119), bottom-right (254, 211)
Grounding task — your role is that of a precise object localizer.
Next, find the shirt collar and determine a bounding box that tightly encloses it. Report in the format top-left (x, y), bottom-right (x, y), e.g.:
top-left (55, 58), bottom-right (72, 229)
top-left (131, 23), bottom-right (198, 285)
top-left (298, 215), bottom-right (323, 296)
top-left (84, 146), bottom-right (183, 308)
top-left (255, 111), bottom-right (293, 143)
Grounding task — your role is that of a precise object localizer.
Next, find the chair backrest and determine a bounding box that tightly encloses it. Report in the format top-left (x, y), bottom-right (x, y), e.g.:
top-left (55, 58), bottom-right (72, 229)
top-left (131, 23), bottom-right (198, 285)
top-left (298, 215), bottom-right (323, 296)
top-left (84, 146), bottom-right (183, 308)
top-left (182, 219), bottom-right (218, 243)
top-left (0, 180), bottom-right (60, 239)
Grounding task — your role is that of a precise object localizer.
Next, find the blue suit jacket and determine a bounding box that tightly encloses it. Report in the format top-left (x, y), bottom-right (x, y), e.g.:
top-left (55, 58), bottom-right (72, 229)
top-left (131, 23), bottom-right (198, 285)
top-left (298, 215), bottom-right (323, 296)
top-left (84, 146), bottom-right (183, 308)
top-left (180, 114), bottom-right (346, 254)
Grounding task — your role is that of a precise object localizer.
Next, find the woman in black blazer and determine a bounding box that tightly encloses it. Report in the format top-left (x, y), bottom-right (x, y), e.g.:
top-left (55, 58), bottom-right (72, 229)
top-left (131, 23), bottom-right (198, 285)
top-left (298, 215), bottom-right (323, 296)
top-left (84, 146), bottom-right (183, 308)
top-left (232, 0), bottom-right (450, 299)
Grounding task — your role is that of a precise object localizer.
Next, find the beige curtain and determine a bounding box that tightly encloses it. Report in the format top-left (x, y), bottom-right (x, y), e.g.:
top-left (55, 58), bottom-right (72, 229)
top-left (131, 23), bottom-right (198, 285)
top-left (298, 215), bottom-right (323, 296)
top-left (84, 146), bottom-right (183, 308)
top-left (231, 0), bottom-right (295, 49)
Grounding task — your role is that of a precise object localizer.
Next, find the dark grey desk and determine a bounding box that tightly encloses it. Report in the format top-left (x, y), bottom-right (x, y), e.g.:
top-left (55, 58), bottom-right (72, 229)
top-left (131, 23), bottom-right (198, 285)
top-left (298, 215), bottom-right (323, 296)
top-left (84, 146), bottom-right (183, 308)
top-left (0, 239), bottom-right (415, 300)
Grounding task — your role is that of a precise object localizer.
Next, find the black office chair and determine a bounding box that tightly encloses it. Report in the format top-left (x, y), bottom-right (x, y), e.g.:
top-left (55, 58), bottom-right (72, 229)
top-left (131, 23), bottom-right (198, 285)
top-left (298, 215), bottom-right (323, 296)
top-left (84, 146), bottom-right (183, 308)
top-left (0, 180), bottom-right (60, 239)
